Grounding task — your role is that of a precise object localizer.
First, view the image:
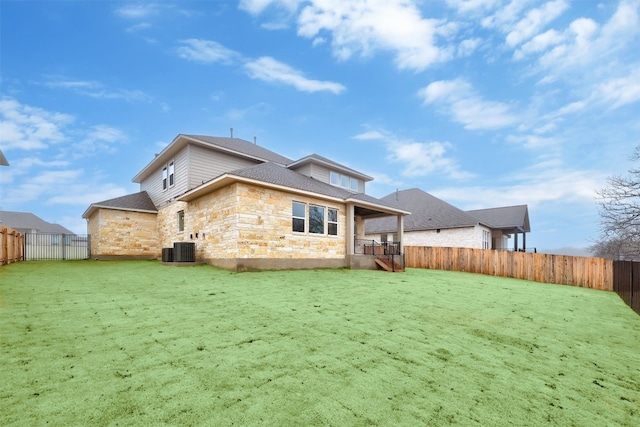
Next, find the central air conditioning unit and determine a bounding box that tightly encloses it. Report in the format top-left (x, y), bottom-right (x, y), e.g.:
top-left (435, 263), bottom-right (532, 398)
top-left (161, 247), bottom-right (174, 262)
top-left (173, 242), bottom-right (195, 262)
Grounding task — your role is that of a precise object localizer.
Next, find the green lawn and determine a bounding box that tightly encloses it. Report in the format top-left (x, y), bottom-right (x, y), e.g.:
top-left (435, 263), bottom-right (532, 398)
top-left (1, 261), bottom-right (639, 426)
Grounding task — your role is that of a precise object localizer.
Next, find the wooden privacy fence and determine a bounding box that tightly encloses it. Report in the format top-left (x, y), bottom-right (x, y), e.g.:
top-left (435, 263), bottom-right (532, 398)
top-left (404, 246), bottom-right (613, 291)
top-left (1, 226), bottom-right (24, 266)
top-left (613, 261), bottom-right (640, 314)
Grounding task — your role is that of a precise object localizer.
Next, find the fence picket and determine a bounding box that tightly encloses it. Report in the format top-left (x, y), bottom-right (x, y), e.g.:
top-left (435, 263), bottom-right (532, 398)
top-left (404, 246), bottom-right (614, 291)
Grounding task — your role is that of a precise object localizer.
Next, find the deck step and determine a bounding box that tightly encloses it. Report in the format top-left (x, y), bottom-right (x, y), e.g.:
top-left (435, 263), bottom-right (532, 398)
top-left (375, 258), bottom-right (404, 272)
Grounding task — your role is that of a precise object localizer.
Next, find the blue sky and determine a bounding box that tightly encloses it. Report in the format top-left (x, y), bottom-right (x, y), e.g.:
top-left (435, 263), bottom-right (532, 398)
top-left (1, 0), bottom-right (639, 252)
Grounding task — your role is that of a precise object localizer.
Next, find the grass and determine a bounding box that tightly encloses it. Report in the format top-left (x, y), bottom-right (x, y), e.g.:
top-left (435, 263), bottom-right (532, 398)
top-left (1, 260), bottom-right (639, 426)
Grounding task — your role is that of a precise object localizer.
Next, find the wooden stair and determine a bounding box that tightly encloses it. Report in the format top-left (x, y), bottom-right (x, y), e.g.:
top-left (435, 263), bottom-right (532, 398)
top-left (375, 257), bottom-right (404, 272)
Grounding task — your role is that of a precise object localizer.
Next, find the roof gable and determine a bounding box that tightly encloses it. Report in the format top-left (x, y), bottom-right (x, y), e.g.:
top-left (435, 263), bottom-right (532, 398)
top-left (467, 205), bottom-right (530, 232)
top-left (365, 188), bottom-right (481, 234)
top-left (287, 154), bottom-right (373, 181)
top-left (132, 134), bottom-right (292, 183)
top-left (82, 191), bottom-right (157, 218)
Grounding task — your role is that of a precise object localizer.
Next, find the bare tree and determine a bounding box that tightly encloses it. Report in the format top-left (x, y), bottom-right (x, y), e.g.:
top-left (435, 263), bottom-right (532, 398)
top-left (592, 145), bottom-right (640, 259)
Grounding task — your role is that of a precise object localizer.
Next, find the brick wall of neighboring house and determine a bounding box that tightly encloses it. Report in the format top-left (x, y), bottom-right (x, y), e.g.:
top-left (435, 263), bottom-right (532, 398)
top-left (88, 209), bottom-right (159, 259)
top-left (367, 225), bottom-right (485, 249)
top-left (156, 182), bottom-right (348, 270)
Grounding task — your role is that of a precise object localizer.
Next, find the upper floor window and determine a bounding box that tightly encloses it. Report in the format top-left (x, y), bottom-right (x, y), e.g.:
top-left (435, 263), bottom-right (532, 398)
top-left (162, 160), bottom-right (175, 191)
top-left (162, 167), bottom-right (168, 190)
top-left (330, 171), bottom-right (359, 191)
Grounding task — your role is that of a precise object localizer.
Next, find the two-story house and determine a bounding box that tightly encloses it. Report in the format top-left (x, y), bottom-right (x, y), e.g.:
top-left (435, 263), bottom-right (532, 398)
top-left (83, 134), bottom-right (409, 271)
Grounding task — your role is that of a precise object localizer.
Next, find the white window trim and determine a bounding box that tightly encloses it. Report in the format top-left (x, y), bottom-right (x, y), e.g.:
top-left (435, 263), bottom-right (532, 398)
top-left (292, 201), bottom-right (339, 237)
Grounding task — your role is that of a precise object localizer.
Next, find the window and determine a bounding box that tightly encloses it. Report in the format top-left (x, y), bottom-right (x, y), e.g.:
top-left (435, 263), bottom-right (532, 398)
top-left (309, 205), bottom-right (325, 234)
top-left (162, 161), bottom-right (175, 190)
top-left (328, 208), bottom-right (338, 236)
top-left (292, 202), bottom-right (338, 236)
top-left (350, 177), bottom-right (359, 191)
top-left (177, 210), bottom-right (184, 232)
top-left (292, 202), bottom-right (306, 232)
top-left (380, 234), bottom-right (388, 243)
top-left (162, 166), bottom-right (168, 190)
top-left (330, 170), bottom-right (359, 191)
top-left (483, 230), bottom-right (490, 249)
top-left (330, 171), bottom-right (340, 186)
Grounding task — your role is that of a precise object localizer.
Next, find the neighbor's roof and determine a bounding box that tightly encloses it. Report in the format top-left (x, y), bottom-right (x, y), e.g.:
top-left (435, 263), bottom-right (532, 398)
top-left (365, 188), bottom-right (484, 234)
top-left (132, 134), bottom-right (293, 183)
top-left (287, 153), bottom-right (373, 181)
top-left (0, 149), bottom-right (8, 166)
top-left (82, 191), bottom-right (157, 219)
top-left (178, 162), bottom-right (409, 216)
top-left (0, 210), bottom-right (74, 234)
top-left (467, 205), bottom-right (530, 232)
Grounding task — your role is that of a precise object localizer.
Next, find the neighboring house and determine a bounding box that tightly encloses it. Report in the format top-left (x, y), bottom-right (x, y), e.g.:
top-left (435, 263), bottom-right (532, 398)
top-left (83, 134), bottom-right (409, 270)
top-left (364, 188), bottom-right (530, 251)
top-left (0, 211), bottom-right (74, 235)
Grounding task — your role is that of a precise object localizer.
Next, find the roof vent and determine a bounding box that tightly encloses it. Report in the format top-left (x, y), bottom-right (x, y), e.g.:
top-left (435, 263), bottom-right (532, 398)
top-left (230, 127), bottom-right (234, 138)
top-left (254, 136), bottom-right (257, 145)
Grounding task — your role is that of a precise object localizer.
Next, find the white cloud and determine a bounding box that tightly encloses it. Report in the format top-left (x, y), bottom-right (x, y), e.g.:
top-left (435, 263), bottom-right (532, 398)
top-left (505, 0), bottom-right (568, 47)
top-left (0, 97), bottom-right (73, 150)
top-left (353, 129), bottom-right (473, 180)
top-left (434, 163), bottom-right (605, 211)
top-left (595, 68), bottom-right (640, 109)
top-left (300, 0), bottom-right (450, 71)
top-left (239, 0), bottom-right (302, 15)
top-left (242, 0), bottom-right (452, 72)
top-left (43, 78), bottom-right (152, 103)
top-left (115, 3), bottom-right (160, 19)
top-left (446, 0), bottom-right (500, 15)
top-left (418, 79), bottom-right (517, 130)
top-left (177, 39), bottom-right (242, 64)
top-left (244, 56), bottom-right (346, 94)
top-left (513, 29), bottom-right (563, 60)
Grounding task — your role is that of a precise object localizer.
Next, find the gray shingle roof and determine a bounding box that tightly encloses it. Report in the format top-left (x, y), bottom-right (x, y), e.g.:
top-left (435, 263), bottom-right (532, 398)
top-left (287, 153), bottom-right (373, 181)
top-left (182, 162), bottom-right (406, 213)
top-left (467, 205), bottom-right (530, 232)
top-left (0, 210), bottom-right (74, 234)
top-left (185, 135), bottom-right (293, 165)
top-left (365, 188), bottom-right (482, 234)
top-left (82, 191), bottom-right (157, 218)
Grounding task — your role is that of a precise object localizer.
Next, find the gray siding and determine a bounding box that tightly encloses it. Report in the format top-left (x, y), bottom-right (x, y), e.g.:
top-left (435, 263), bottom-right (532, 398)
top-left (292, 163), bottom-right (313, 179)
top-left (141, 143), bottom-right (262, 208)
top-left (141, 149), bottom-right (190, 208)
top-left (310, 163), bottom-right (331, 184)
top-left (188, 144), bottom-right (258, 188)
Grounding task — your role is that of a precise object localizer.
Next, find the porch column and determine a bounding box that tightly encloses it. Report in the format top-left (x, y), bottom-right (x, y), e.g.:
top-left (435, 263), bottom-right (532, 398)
top-left (522, 231), bottom-right (526, 252)
top-left (397, 214), bottom-right (404, 251)
top-left (346, 204), bottom-right (355, 255)
top-left (514, 232), bottom-right (518, 251)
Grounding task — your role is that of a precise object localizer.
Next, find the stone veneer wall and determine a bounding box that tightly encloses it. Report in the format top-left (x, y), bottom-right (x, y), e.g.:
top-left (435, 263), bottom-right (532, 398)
top-left (88, 209), bottom-right (159, 259)
top-left (157, 182), bottom-right (348, 270)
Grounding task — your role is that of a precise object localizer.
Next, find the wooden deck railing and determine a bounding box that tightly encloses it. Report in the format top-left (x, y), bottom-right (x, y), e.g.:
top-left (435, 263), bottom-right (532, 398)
top-left (1, 226), bottom-right (25, 266)
top-left (404, 246), bottom-right (613, 291)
